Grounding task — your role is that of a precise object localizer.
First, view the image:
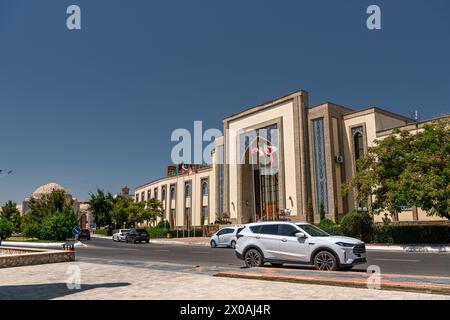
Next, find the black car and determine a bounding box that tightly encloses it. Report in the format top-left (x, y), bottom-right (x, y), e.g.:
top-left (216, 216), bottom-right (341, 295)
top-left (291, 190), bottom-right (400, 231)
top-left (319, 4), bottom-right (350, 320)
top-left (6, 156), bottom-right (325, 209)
top-left (125, 229), bottom-right (150, 244)
top-left (75, 229), bottom-right (91, 241)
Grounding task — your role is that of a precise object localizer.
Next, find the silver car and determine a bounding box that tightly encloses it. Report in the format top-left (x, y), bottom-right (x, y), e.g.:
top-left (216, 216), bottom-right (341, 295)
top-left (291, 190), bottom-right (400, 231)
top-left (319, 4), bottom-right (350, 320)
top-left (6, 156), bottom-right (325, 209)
top-left (112, 229), bottom-right (130, 242)
top-left (235, 221), bottom-right (367, 271)
top-left (210, 227), bottom-right (243, 249)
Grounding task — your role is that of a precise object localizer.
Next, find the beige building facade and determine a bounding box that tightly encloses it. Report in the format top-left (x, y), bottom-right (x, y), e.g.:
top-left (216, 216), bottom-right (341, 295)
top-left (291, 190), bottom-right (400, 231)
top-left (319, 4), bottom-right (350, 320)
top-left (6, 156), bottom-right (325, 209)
top-left (135, 90), bottom-right (448, 227)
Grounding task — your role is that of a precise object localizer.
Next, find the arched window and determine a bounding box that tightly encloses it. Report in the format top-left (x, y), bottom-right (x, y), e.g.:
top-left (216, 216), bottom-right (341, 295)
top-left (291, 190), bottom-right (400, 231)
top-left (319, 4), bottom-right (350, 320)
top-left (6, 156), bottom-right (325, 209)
top-left (201, 179), bottom-right (208, 196)
top-left (353, 131), bottom-right (365, 161)
top-left (170, 186), bottom-right (176, 200)
top-left (185, 183), bottom-right (191, 197)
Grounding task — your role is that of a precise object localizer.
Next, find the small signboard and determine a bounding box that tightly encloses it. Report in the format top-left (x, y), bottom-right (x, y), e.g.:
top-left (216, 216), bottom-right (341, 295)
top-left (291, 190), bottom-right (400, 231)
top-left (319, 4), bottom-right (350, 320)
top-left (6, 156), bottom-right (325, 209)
top-left (72, 227), bottom-right (81, 235)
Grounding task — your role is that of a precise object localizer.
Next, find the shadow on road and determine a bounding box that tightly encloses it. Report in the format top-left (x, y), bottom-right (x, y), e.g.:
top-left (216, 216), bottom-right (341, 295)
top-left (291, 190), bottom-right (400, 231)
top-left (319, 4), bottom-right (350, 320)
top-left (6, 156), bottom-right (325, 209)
top-left (0, 282), bottom-right (130, 300)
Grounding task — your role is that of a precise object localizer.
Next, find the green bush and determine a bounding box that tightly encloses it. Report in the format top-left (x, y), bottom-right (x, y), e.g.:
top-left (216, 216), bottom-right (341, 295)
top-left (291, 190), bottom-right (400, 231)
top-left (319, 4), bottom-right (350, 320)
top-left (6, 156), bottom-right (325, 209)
top-left (146, 227), bottom-right (169, 239)
top-left (372, 225), bottom-right (394, 243)
top-left (39, 208), bottom-right (79, 241)
top-left (156, 220), bottom-right (170, 229)
top-left (340, 210), bottom-right (374, 242)
top-left (22, 221), bottom-right (42, 239)
top-left (316, 219), bottom-right (344, 236)
top-left (95, 228), bottom-right (110, 236)
top-left (0, 216), bottom-right (13, 239)
top-left (373, 225), bottom-right (449, 244)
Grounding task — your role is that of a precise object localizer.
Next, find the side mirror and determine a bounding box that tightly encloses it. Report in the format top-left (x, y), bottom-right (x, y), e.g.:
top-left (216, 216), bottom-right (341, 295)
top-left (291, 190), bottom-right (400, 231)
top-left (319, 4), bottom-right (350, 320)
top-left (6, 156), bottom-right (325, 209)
top-left (295, 232), bottom-right (306, 238)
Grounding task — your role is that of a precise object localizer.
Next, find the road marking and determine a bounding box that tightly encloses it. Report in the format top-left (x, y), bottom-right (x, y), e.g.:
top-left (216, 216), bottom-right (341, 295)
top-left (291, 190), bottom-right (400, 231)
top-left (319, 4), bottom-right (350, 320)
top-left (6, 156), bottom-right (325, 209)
top-left (373, 258), bottom-right (420, 262)
top-left (192, 251), bottom-right (210, 254)
top-left (155, 249), bottom-right (170, 252)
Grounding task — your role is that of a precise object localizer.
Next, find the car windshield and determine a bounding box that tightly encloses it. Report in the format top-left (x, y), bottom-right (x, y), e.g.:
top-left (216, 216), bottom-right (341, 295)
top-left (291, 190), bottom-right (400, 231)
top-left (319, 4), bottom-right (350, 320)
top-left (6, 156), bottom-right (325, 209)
top-left (121, 229), bottom-right (130, 233)
top-left (296, 224), bottom-right (330, 237)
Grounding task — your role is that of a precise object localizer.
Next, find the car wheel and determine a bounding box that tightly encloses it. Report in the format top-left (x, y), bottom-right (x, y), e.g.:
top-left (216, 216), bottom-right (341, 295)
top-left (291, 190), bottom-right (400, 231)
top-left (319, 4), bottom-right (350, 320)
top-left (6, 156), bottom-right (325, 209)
top-left (126, 239), bottom-right (128, 243)
top-left (314, 251), bottom-right (339, 271)
top-left (112, 237), bottom-right (115, 242)
top-left (230, 241), bottom-right (236, 249)
top-left (210, 240), bottom-right (217, 248)
top-left (244, 249), bottom-right (264, 268)
top-left (146, 240), bottom-right (150, 244)
top-left (270, 263), bottom-right (283, 268)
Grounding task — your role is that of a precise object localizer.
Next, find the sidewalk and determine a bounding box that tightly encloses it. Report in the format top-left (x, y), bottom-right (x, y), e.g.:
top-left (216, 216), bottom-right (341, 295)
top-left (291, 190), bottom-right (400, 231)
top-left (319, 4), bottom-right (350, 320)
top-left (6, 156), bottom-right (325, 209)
top-left (215, 267), bottom-right (450, 295)
top-left (1, 258), bottom-right (448, 300)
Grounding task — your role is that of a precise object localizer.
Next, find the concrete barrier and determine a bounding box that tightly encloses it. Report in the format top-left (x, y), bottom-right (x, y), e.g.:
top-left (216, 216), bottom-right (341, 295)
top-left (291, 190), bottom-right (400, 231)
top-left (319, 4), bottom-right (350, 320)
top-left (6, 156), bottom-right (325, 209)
top-left (0, 247), bottom-right (75, 268)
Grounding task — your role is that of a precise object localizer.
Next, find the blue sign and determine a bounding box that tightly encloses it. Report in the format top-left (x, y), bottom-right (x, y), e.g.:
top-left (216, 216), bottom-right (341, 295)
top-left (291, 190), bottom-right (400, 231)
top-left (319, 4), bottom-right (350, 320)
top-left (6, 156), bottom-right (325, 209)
top-left (72, 227), bottom-right (81, 235)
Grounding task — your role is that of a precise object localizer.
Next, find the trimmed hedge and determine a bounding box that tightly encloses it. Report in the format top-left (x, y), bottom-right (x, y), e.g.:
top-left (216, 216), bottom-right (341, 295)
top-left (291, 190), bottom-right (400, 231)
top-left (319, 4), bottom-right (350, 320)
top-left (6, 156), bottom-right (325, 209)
top-left (146, 226), bottom-right (203, 239)
top-left (373, 225), bottom-right (450, 244)
top-left (316, 217), bottom-right (449, 244)
top-left (95, 228), bottom-right (112, 236)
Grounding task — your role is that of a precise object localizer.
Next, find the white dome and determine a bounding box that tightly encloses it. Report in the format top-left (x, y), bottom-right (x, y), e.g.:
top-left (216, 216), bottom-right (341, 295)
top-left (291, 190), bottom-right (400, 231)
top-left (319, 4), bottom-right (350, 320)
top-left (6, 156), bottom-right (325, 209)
top-left (32, 182), bottom-right (68, 199)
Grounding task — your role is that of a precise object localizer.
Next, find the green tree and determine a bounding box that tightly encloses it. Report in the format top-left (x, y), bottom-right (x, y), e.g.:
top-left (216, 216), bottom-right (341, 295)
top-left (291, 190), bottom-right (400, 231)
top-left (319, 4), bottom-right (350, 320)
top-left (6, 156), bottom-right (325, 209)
top-left (111, 195), bottom-right (133, 229)
top-left (344, 119), bottom-right (450, 220)
top-left (0, 215), bottom-right (13, 239)
top-left (143, 198), bottom-right (164, 227)
top-left (89, 189), bottom-right (114, 228)
top-left (39, 207), bottom-right (79, 241)
top-left (22, 189), bottom-right (75, 238)
top-left (1, 200), bottom-right (22, 231)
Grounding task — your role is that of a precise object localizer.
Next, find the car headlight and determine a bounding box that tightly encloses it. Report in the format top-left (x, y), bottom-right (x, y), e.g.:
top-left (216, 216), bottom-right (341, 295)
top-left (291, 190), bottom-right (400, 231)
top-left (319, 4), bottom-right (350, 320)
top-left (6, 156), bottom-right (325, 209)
top-left (336, 242), bottom-right (354, 247)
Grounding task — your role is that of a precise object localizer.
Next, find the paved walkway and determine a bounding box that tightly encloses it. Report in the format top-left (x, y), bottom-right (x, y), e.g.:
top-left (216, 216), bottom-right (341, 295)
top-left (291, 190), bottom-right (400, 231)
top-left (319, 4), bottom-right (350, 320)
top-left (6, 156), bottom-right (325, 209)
top-left (0, 258), bottom-right (448, 300)
top-left (215, 267), bottom-right (450, 295)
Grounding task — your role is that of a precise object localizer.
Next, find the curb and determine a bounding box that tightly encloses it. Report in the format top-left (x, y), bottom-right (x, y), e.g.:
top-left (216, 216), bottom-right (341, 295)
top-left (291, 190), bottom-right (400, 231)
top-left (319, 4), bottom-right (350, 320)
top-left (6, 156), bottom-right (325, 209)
top-left (366, 245), bottom-right (450, 253)
top-left (214, 270), bottom-right (450, 295)
top-left (1, 241), bottom-right (85, 249)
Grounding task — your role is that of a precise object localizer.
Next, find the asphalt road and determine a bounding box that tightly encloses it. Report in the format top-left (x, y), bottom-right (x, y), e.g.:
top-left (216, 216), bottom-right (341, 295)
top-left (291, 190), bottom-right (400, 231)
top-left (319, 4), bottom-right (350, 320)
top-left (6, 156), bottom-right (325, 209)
top-left (76, 238), bottom-right (450, 277)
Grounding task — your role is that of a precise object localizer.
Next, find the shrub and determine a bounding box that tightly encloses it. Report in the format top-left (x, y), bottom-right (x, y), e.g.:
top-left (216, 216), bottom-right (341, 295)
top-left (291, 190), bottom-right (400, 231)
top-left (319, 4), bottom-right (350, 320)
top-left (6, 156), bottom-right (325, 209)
top-left (340, 210), bottom-right (374, 242)
top-left (372, 225), bottom-right (394, 244)
top-left (156, 220), bottom-right (170, 229)
top-left (0, 216), bottom-right (13, 239)
top-left (22, 221), bottom-right (42, 239)
top-left (146, 227), bottom-right (169, 239)
top-left (39, 209), bottom-right (79, 241)
top-left (373, 225), bottom-right (449, 244)
top-left (316, 219), bottom-right (344, 236)
top-left (95, 228), bottom-right (110, 236)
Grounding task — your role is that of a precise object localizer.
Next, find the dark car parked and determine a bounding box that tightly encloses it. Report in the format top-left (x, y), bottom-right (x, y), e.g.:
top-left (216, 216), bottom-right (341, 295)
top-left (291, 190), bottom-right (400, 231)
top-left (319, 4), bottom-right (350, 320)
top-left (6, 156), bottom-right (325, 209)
top-left (125, 229), bottom-right (150, 244)
top-left (75, 229), bottom-right (91, 241)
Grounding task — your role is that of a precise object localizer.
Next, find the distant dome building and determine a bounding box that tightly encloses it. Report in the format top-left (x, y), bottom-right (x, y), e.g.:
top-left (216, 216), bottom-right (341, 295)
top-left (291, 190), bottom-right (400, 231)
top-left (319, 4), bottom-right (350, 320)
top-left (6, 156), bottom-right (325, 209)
top-left (31, 182), bottom-right (69, 199)
top-left (20, 182), bottom-right (93, 229)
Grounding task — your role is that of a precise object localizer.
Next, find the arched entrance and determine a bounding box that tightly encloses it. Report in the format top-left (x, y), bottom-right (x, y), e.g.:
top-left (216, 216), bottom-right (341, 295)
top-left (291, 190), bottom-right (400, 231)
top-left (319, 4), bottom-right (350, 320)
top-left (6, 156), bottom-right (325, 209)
top-left (80, 214), bottom-right (87, 229)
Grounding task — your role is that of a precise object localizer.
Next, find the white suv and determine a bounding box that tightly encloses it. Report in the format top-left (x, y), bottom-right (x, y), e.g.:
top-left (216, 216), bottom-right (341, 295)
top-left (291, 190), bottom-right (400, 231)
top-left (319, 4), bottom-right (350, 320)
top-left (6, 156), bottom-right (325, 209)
top-left (235, 221), bottom-right (367, 271)
top-left (112, 229), bottom-right (130, 242)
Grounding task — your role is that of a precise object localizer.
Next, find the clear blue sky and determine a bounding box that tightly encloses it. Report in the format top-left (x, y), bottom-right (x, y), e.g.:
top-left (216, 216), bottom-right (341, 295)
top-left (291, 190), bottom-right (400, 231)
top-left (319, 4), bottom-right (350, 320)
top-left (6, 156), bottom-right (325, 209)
top-left (1, 0), bottom-right (449, 204)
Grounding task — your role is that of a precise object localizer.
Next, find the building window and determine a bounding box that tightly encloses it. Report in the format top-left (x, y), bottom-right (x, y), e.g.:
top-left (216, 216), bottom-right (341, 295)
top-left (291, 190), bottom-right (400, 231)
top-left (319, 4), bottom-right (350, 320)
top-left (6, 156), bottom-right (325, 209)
top-left (161, 186), bottom-right (167, 202)
top-left (184, 207), bottom-right (191, 227)
top-left (201, 179), bottom-right (208, 196)
top-left (202, 205), bottom-right (209, 219)
top-left (238, 123), bottom-right (280, 221)
top-left (312, 118), bottom-right (329, 214)
top-left (353, 130), bottom-right (365, 161)
top-left (154, 188), bottom-right (158, 200)
top-left (170, 185), bottom-right (176, 200)
top-left (135, 194), bottom-right (139, 202)
top-left (184, 181), bottom-right (191, 198)
top-left (217, 145), bottom-right (225, 214)
top-left (147, 190), bottom-right (151, 201)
